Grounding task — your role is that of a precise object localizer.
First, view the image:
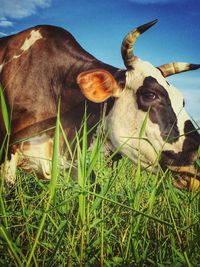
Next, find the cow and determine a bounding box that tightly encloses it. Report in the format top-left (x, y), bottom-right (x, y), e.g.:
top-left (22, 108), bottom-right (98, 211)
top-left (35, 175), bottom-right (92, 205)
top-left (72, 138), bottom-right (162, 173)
top-left (0, 19), bottom-right (199, 190)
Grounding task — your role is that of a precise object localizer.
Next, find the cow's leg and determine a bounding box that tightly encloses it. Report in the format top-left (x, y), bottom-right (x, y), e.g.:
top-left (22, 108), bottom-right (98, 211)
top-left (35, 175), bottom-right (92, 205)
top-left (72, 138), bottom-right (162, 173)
top-left (0, 152), bottom-right (19, 184)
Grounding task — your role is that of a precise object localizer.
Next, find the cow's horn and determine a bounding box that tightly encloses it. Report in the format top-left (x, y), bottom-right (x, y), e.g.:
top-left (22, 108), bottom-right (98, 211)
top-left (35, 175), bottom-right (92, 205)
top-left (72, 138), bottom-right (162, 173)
top-left (121, 19), bottom-right (158, 69)
top-left (158, 62), bottom-right (200, 77)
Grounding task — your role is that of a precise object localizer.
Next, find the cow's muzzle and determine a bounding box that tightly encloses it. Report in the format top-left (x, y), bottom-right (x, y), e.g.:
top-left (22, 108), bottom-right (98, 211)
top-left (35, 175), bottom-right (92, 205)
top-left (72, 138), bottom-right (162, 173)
top-left (168, 164), bottom-right (200, 191)
top-left (159, 119), bottom-right (200, 190)
top-left (160, 150), bottom-right (200, 191)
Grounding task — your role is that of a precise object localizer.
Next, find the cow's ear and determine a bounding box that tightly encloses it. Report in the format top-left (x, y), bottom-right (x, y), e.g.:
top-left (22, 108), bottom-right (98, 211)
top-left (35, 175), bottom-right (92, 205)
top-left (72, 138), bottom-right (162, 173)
top-left (77, 69), bottom-right (122, 103)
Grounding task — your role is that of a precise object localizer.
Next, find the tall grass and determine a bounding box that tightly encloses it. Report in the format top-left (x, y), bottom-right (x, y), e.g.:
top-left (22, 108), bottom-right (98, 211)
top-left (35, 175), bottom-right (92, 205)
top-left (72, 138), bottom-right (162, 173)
top-left (0, 99), bottom-right (200, 266)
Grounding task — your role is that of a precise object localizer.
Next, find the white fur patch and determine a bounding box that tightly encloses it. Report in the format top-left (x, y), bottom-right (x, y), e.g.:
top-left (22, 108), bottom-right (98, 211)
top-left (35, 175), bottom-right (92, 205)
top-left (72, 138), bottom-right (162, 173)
top-left (0, 62), bottom-right (4, 73)
top-left (0, 153), bottom-right (19, 184)
top-left (18, 133), bottom-right (53, 179)
top-left (17, 134), bottom-right (77, 179)
top-left (105, 88), bottom-right (159, 168)
top-left (0, 133), bottom-right (77, 183)
top-left (11, 29), bottom-right (43, 60)
top-left (20, 30), bottom-right (42, 52)
top-left (13, 55), bottom-right (20, 59)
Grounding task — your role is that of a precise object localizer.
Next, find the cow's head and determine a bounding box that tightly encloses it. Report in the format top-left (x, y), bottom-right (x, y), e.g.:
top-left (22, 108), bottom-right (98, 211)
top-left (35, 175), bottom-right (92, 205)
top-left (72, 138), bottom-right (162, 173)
top-left (77, 20), bottom-right (200, 190)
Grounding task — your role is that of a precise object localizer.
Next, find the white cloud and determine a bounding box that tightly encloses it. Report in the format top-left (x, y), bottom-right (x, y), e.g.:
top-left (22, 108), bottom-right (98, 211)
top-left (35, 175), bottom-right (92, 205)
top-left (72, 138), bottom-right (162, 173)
top-left (0, 17), bottom-right (13, 27)
top-left (129, 0), bottom-right (186, 4)
top-left (0, 31), bottom-right (7, 36)
top-left (0, 0), bottom-right (51, 27)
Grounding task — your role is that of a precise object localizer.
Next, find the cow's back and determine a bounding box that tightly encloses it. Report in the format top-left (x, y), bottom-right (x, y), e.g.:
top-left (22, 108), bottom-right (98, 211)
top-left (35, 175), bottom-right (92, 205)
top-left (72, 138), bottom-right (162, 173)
top-left (0, 25), bottom-right (103, 146)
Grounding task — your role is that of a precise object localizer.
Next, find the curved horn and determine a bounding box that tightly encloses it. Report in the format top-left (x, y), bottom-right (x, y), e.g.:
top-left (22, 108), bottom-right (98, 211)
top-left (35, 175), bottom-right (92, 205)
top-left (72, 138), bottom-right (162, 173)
top-left (121, 19), bottom-right (158, 69)
top-left (158, 62), bottom-right (200, 77)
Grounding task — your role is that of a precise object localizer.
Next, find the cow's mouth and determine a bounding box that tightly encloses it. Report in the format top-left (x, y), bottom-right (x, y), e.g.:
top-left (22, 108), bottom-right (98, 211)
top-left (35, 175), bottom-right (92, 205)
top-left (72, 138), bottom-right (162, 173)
top-left (173, 173), bottom-right (200, 191)
top-left (159, 148), bottom-right (200, 190)
top-left (168, 165), bottom-right (200, 191)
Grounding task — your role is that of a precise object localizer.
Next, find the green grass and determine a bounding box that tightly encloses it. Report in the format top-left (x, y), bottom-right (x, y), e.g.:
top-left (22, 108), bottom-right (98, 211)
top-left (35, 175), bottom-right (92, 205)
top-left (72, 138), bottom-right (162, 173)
top-left (0, 95), bottom-right (200, 266)
top-left (1, 157), bottom-right (200, 266)
top-left (0, 132), bottom-right (200, 266)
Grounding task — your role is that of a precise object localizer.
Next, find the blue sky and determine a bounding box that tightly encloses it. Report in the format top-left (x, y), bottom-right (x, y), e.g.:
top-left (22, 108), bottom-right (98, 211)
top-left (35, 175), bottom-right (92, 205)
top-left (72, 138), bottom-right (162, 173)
top-left (0, 0), bottom-right (199, 120)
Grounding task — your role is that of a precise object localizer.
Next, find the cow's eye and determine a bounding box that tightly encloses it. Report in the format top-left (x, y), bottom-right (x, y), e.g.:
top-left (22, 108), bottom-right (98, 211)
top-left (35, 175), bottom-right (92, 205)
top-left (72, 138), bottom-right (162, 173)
top-left (142, 92), bottom-right (157, 101)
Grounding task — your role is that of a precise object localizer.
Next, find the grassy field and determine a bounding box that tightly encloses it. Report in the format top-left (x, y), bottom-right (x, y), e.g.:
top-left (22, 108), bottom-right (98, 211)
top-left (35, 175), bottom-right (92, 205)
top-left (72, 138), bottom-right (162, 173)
top-left (0, 127), bottom-right (200, 266)
top-left (1, 158), bottom-right (200, 267)
top-left (0, 90), bottom-right (200, 266)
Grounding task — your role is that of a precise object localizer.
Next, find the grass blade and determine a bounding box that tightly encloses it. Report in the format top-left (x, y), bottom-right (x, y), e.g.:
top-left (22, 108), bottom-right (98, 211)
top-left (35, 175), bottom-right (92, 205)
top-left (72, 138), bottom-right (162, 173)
top-left (0, 84), bottom-right (10, 134)
top-left (25, 101), bottom-right (60, 266)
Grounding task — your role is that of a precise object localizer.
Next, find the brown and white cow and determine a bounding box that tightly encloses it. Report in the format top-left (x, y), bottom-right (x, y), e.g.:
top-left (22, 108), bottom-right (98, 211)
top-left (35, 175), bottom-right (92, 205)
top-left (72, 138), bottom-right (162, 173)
top-left (0, 20), bottom-right (199, 189)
